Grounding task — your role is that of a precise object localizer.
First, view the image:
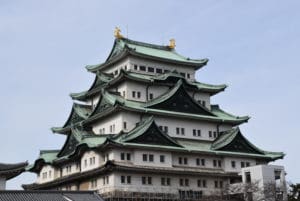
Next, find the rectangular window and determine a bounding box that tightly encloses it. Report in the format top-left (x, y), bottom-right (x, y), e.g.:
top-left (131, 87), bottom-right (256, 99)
top-left (122, 91), bottom-right (125, 97)
top-left (197, 130), bottom-right (201, 136)
top-left (148, 67), bottom-right (154, 72)
top-left (149, 154), bottom-right (154, 162)
top-left (246, 162), bottom-right (250, 167)
top-left (142, 176), bottom-right (146, 185)
top-left (215, 181), bottom-right (218, 188)
top-left (231, 161), bottom-right (236, 168)
top-left (213, 160), bottom-right (217, 167)
top-left (132, 91), bottom-right (136, 98)
top-left (201, 159), bottom-right (205, 166)
top-left (148, 177), bottom-right (152, 185)
top-left (149, 93), bottom-right (154, 100)
top-left (127, 176), bottom-right (131, 184)
top-left (187, 74), bottom-right (190, 79)
top-left (160, 155), bottom-right (165, 163)
top-left (121, 175), bottom-right (125, 184)
top-left (219, 181), bottom-right (223, 188)
top-left (180, 72), bottom-right (186, 77)
top-left (213, 131), bottom-right (218, 138)
top-left (134, 64), bottom-right (138, 70)
top-left (196, 158), bottom-right (200, 166)
top-left (176, 127), bottom-right (180, 135)
top-left (140, 66), bottom-right (146, 71)
top-left (126, 153), bottom-right (131, 161)
top-left (123, 122), bottom-right (127, 129)
top-left (159, 125), bottom-right (163, 131)
top-left (164, 126), bottom-right (168, 134)
top-left (143, 154), bottom-right (147, 161)
top-left (179, 178), bottom-right (184, 186)
top-left (84, 159), bottom-right (87, 167)
top-left (166, 178), bottom-right (171, 186)
top-left (202, 180), bottom-right (207, 188)
top-left (197, 179), bottom-right (201, 187)
top-left (218, 160), bottom-right (222, 167)
top-left (193, 129), bottom-right (197, 136)
top-left (184, 157), bottom-right (188, 165)
top-left (137, 91), bottom-right (141, 98)
top-left (121, 153), bottom-right (125, 160)
top-left (161, 177), bottom-right (165, 185)
top-left (124, 65), bottom-right (127, 70)
top-left (185, 179), bottom-right (189, 186)
top-left (156, 68), bottom-right (163, 73)
top-left (245, 172), bottom-right (251, 183)
top-left (181, 128), bottom-right (185, 135)
top-left (209, 131), bottom-right (212, 138)
top-left (178, 157), bottom-right (182, 164)
top-left (241, 161), bottom-right (245, 168)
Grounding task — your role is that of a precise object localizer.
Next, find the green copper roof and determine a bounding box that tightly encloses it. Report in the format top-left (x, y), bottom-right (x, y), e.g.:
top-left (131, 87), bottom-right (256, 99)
top-left (86, 38), bottom-right (208, 72)
top-left (28, 123), bottom-right (284, 173)
top-left (71, 70), bottom-right (227, 101)
top-left (85, 85), bottom-right (249, 125)
top-left (114, 116), bottom-right (182, 147)
top-left (51, 103), bottom-right (92, 134)
top-left (70, 72), bottom-right (113, 101)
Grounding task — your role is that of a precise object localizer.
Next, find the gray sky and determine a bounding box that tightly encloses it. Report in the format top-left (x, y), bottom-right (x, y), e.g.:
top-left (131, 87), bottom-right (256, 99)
top-left (0, 0), bottom-right (299, 189)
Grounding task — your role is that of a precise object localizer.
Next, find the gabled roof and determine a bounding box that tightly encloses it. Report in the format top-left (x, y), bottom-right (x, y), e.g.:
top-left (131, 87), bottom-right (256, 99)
top-left (145, 80), bottom-right (215, 116)
top-left (27, 150), bottom-right (59, 172)
top-left (86, 38), bottom-right (208, 72)
top-left (70, 72), bottom-right (113, 101)
top-left (51, 103), bottom-right (92, 135)
top-left (71, 70), bottom-right (227, 102)
top-left (114, 116), bottom-right (182, 147)
top-left (0, 162), bottom-right (28, 180)
top-left (211, 128), bottom-right (284, 158)
top-left (0, 190), bottom-right (104, 201)
top-left (84, 87), bottom-right (249, 125)
top-left (108, 69), bottom-right (227, 95)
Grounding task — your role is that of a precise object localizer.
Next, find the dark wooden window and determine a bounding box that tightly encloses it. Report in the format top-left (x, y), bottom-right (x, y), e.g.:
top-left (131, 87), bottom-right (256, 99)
top-left (156, 68), bottom-right (163, 73)
top-left (160, 155), bottom-right (165, 163)
top-left (140, 66), bottom-right (146, 71)
top-left (148, 67), bottom-right (154, 72)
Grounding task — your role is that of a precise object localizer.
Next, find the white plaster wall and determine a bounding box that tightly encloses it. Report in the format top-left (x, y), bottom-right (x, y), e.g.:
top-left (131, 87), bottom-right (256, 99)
top-left (188, 91), bottom-right (211, 109)
top-left (172, 154), bottom-right (223, 169)
top-left (133, 149), bottom-right (172, 168)
top-left (37, 165), bottom-right (58, 183)
top-left (223, 156), bottom-right (256, 173)
top-left (81, 150), bottom-right (103, 172)
top-left (60, 184), bottom-right (78, 191)
top-left (103, 58), bottom-right (130, 76)
top-left (61, 162), bottom-right (80, 177)
top-left (92, 113), bottom-right (123, 134)
top-left (148, 85), bottom-right (170, 99)
top-left (109, 172), bottom-right (224, 196)
top-left (127, 57), bottom-right (196, 81)
top-left (154, 116), bottom-right (220, 141)
top-left (110, 148), bottom-right (133, 163)
top-left (126, 81), bottom-right (147, 102)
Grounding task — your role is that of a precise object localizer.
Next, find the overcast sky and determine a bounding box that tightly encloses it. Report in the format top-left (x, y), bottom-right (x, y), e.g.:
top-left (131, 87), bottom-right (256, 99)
top-left (0, 0), bottom-right (299, 189)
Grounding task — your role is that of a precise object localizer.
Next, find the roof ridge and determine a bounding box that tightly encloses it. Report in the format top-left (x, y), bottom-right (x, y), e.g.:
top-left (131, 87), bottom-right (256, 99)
top-left (120, 38), bottom-right (170, 51)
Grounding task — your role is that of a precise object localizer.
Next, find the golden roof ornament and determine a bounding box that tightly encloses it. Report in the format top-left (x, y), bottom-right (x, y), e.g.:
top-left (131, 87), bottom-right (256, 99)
top-left (114, 27), bottom-right (123, 39)
top-left (169, 38), bottom-right (176, 49)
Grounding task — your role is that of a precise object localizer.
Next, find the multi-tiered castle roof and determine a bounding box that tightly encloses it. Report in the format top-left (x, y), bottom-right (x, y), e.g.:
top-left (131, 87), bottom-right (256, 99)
top-left (23, 32), bottom-right (284, 193)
